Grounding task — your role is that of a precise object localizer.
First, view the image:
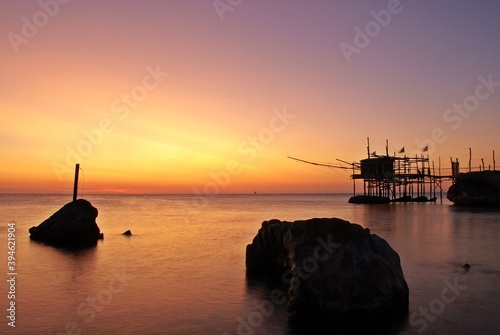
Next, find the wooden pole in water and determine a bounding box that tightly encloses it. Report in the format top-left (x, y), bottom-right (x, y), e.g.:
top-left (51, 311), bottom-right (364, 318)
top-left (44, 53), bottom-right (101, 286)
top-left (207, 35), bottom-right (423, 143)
top-left (469, 148), bottom-right (472, 172)
top-left (439, 157), bottom-right (443, 202)
top-left (494, 150), bottom-right (496, 171)
top-left (73, 163), bottom-right (80, 202)
top-left (422, 154), bottom-right (426, 197)
top-left (432, 160), bottom-right (436, 198)
top-left (416, 154), bottom-right (420, 198)
top-left (352, 165), bottom-right (356, 197)
top-left (481, 158), bottom-right (485, 171)
top-left (367, 137), bottom-right (371, 159)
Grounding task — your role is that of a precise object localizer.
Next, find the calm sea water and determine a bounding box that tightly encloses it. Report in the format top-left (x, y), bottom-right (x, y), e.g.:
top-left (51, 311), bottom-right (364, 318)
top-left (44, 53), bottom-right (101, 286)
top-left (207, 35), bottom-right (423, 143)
top-left (0, 194), bottom-right (499, 335)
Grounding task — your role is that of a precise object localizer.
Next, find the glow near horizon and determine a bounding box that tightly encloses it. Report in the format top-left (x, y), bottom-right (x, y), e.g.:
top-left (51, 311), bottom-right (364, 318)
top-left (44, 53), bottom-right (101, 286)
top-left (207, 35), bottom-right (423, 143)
top-left (0, 0), bottom-right (499, 194)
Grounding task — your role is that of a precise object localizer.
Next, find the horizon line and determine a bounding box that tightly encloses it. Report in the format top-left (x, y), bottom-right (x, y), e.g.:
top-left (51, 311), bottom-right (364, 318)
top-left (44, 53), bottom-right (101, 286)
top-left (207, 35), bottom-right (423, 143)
top-left (0, 192), bottom-right (355, 196)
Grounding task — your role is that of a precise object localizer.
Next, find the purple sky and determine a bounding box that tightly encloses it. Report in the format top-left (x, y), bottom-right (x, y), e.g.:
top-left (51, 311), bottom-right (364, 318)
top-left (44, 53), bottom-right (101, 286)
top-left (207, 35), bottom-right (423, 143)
top-left (1, 0), bottom-right (499, 193)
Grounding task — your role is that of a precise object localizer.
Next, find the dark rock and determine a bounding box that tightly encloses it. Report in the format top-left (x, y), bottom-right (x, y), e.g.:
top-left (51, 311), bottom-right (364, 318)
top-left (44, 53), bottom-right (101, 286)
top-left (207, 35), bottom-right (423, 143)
top-left (246, 219), bottom-right (291, 276)
top-left (29, 199), bottom-right (103, 248)
top-left (348, 195), bottom-right (390, 204)
top-left (447, 171), bottom-right (500, 206)
top-left (246, 218), bottom-right (409, 325)
top-left (122, 230), bottom-right (132, 236)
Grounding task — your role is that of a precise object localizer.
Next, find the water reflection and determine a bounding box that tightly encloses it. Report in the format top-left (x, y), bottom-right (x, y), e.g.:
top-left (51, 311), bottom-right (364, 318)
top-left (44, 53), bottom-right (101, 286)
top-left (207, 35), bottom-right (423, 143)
top-left (245, 267), bottom-right (409, 335)
top-left (243, 276), bottom-right (290, 335)
top-left (7, 194), bottom-right (500, 334)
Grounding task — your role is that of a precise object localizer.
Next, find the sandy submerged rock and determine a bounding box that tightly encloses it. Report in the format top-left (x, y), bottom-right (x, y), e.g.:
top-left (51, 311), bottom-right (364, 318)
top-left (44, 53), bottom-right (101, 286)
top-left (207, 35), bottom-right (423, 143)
top-left (246, 218), bottom-right (409, 326)
top-left (29, 199), bottom-right (103, 248)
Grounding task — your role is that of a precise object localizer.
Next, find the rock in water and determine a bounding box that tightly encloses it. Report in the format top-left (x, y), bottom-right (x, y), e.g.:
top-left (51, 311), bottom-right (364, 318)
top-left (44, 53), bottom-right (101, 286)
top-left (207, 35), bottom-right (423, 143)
top-left (29, 199), bottom-right (103, 248)
top-left (246, 218), bottom-right (409, 325)
top-left (447, 171), bottom-right (500, 206)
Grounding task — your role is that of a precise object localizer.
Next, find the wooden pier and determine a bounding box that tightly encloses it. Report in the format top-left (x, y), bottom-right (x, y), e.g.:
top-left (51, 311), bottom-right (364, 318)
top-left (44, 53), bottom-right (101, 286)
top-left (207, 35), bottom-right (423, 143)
top-left (288, 138), bottom-right (496, 204)
top-left (349, 152), bottom-right (449, 203)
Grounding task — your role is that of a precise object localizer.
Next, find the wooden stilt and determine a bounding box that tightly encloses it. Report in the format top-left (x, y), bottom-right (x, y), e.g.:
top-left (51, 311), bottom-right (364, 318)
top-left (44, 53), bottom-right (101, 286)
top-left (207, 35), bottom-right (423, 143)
top-left (353, 165), bottom-right (356, 197)
top-left (73, 164), bottom-right (80, 202)
top-left (432, 161), bottom-right (436, 198)
top-left (367, 137), bottom-right (371, 159)
top-left (469, 148), bottom-right (472, 172)
top-left (439, 157), bottom-right (443, 202)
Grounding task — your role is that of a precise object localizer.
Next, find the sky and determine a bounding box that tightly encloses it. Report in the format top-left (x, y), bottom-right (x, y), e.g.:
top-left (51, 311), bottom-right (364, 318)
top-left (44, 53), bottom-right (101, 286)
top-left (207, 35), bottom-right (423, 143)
top-left (1, 0), bottom-right (499, 194)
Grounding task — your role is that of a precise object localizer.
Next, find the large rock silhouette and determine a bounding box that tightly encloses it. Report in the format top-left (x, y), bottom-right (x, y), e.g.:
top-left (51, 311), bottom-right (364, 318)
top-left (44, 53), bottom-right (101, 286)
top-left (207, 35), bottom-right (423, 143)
top-left (29, 199), bottom-right (103, 248)
top-left (246, 218), bottom-right (409, 325)
top-left (447, 171), bottom-right (500, 206)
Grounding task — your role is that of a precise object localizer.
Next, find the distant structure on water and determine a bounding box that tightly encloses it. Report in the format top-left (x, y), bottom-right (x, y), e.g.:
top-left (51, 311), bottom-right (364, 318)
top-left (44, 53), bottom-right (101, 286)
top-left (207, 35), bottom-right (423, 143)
top-left (289, 138), bottom-right (496, 204)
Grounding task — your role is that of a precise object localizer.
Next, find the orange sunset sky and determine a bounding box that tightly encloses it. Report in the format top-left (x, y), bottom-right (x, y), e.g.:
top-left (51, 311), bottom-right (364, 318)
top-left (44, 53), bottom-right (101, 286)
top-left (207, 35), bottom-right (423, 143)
top-left (1, 1), bottom-right (499, 194)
